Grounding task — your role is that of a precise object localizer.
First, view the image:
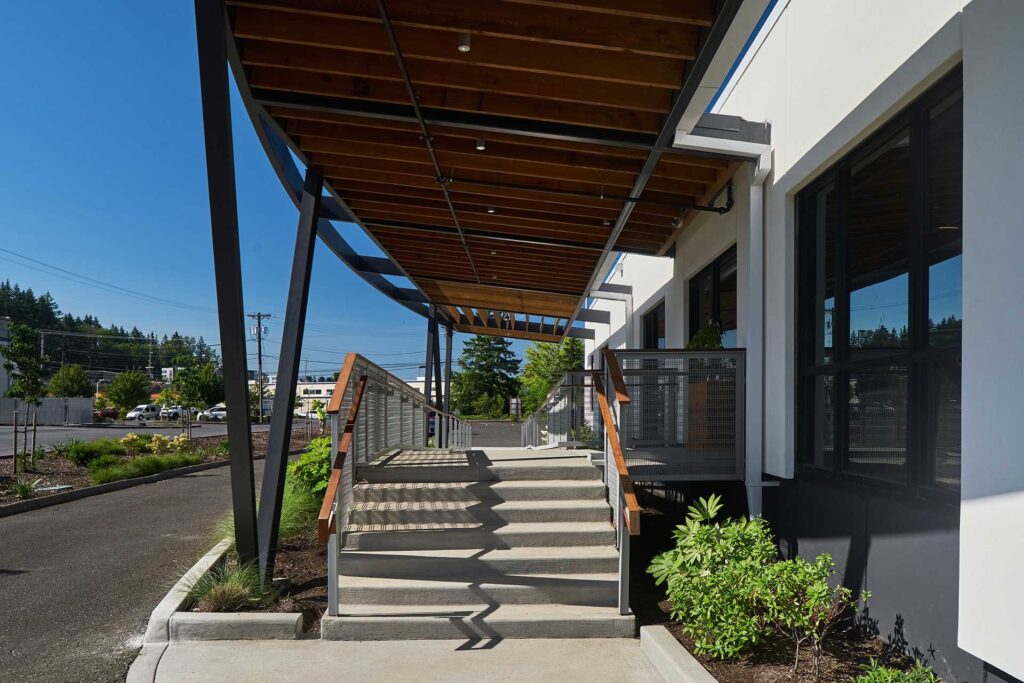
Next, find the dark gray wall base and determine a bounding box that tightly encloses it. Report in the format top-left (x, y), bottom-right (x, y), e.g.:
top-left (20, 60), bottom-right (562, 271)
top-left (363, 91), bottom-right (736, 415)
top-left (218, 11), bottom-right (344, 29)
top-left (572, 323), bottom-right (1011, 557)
top-left (764, 479), bottom-right (980, 682)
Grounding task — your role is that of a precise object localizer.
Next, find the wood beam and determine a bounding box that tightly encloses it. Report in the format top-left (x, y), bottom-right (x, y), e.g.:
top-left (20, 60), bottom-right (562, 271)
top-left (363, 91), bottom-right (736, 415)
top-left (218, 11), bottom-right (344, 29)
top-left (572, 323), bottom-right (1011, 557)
top-left (231, 0), bottom-right (699, 59)
top-left (233, 7), bottom-right (686, 88)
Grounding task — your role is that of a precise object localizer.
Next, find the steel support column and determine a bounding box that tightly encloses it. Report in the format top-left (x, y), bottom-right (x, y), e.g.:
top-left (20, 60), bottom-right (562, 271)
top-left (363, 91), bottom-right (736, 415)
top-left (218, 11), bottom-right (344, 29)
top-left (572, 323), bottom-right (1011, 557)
top-left (423, 304), bottom-right (437, 443)
top-left (257, 165), bottom-right (323, 578)
top-left (443, 323), bottom-right (453, 448)
top-left (194, 0), bottom-right (257, 565)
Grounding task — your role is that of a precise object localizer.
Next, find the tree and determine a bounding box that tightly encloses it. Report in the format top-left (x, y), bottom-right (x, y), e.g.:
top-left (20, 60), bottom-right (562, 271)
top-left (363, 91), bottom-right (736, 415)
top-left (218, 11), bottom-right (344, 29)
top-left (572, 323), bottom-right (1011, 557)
top-left (519, 338), bottom-right (585, 415)
top-left (106, 370), bottom-right (152, 412)
top-left (450, 335), bottom-right (520, 416)
top-left (48, 364), bottom-right (94, 398)
top-left (174, 362), bottom-right (224, 409)
top-left (0, 323), bottom-right (47, 406)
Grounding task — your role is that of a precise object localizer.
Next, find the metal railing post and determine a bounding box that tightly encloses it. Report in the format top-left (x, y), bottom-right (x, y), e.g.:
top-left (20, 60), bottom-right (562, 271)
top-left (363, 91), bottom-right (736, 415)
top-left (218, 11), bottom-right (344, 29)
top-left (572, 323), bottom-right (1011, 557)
top-left (618, 498), bottom-right (630, 616)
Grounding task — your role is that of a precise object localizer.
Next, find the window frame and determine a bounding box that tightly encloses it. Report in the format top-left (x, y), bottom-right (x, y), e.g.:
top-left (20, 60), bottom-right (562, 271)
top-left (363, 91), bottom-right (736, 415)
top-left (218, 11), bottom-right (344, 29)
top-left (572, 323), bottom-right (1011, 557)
top-left (641, 300), bottom-right (666, 350)
top-left (688, 245), bottom-right (738, 344)
top-left (796, 66), bottom-right (962, 498)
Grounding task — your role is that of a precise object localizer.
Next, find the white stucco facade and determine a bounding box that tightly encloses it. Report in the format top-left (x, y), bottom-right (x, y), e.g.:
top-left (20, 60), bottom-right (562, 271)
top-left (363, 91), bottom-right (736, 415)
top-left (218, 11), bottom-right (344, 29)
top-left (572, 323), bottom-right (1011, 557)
top-left (584, 1), bottom-right (1023, 679)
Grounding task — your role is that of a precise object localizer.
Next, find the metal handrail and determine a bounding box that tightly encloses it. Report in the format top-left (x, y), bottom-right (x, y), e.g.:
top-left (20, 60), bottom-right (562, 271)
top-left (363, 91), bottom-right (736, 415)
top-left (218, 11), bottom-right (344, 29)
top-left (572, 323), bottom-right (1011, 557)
top-left (317, 352), bottom-right (472, 617)
top-left (520, 370), bottom-right (599, 448)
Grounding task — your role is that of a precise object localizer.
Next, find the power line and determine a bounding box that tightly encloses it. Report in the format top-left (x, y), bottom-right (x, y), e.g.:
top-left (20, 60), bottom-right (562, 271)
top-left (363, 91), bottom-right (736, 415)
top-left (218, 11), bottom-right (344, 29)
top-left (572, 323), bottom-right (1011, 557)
top-left (0, 247), bottom-right (214, 314)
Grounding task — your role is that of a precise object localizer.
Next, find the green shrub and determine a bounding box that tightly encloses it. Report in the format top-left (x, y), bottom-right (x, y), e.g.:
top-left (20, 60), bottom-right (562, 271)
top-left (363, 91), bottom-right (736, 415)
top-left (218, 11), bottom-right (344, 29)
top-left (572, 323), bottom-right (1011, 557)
top-left (86, 454), bottom-right (123, 472)
top-left (185, 561), bottom-right (275, 612)
top-left (89, 453), bottom-right (203, 485)
top-left (856, 658), bottom-right (940, 682)
top-left (148, 434), bottom-right (171, 454)
top-left (67, 439), bottom-right (126, 466)
top-left (49, 439), bottom-right (80, 458)
top-left (216, 439), bottom-right (230, 455)
top-left (648, 494), bottom-right (778, 659)
top-left (753, 553), bottom-right (867, 676)
top-left (287, 437), bottom-right (332, 494)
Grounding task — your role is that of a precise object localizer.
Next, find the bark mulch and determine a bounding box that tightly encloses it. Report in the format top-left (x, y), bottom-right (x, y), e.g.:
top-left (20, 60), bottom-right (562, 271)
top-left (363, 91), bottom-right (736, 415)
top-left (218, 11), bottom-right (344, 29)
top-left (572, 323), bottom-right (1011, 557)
top-left (0, 431), bottom-right (313, 507)
top-left (263, 531), bottom-right (329, 638)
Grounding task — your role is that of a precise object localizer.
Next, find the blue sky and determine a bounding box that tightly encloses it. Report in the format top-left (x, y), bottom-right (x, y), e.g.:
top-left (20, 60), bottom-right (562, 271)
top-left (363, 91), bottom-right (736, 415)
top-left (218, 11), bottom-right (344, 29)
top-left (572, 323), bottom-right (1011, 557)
top-left (0, 1), bottom-right (527, 380)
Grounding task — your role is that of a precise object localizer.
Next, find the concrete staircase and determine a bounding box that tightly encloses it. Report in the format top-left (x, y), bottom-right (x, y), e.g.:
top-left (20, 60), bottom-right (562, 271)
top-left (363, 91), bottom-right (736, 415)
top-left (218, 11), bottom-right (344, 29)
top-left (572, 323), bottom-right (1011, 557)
top-left (321, 448), bottom-right (634, 640)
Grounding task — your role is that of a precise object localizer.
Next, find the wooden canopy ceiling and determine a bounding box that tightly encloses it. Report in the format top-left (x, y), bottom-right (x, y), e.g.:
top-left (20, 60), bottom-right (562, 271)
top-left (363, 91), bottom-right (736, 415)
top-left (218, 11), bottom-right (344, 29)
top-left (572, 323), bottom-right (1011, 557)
top-left (228, 0), bottom-right (740, 342)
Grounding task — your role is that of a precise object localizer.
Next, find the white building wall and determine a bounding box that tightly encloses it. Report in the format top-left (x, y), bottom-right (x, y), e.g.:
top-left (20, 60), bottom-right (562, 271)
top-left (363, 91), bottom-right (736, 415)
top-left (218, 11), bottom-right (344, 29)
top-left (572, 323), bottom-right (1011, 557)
top-left (714, 0), bottom-right (966, 478)
top-left (957, 1), bottom-right (1024, 678)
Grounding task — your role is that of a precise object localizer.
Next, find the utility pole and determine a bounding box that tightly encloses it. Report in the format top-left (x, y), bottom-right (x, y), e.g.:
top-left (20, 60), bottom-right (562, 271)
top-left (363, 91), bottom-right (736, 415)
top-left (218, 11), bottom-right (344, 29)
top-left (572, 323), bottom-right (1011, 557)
top-left (248, 312), bottom-right (272, 424)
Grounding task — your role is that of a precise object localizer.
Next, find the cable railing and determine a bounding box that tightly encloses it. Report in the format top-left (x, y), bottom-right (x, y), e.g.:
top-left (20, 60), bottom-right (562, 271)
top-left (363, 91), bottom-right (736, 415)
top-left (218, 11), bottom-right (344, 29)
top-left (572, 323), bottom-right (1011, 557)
top-left (610, 348), bottom-right (745, 481)
top-left (520, 371), bottom-right (602, 448)
top-left (594, 349), bottom-right (640, 616)
top-left (315, 352), bottom-right (472, 616)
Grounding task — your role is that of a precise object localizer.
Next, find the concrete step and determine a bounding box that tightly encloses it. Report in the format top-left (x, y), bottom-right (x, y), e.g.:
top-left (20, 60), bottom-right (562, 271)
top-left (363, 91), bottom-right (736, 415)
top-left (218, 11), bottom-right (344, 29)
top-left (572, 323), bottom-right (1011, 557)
top-left (337, 546), bottom-right (620, 577)
top-left (337, 573), bottom-right (619, 607)
top-left (357, 449), bottom-right (603, 484)
top-left (321, 603), bottom-right (635, 640)
top-left (353, 480), bottom-right (607, 504)
top-left (343, 522), bottom-right (616, 551)
top-left (347, 500), bottom-right (612, 526)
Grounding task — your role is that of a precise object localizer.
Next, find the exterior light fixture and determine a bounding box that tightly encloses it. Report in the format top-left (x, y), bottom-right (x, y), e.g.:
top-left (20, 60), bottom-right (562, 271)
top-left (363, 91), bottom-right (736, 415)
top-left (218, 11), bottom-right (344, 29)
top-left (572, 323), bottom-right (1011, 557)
top-left (458, 32), bottom-right (471, 53)
top-left (475, 139), bottom-right (486, 151)
top-left (490, 250), bottom-right (496, 255)
top-left (487, 207), bottom-right (495, 214)
top-left (602, 219), bottom-right (610, 227)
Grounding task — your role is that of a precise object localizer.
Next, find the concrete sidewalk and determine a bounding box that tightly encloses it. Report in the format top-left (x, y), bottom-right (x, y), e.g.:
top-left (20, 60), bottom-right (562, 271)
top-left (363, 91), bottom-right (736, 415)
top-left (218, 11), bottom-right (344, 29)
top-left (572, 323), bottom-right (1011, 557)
top-left (130, 638), bottom-right (665, 682)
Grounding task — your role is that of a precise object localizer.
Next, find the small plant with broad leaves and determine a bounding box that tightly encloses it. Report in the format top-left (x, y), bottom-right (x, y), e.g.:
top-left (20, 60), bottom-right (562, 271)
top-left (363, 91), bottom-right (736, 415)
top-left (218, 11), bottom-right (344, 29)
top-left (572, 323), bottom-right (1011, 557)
top-left (753, 553), bottom-right (868, 677)
top-left (287, 437), bottom-right (332, 494)
top-left (648, 494), bottom-right (778, 659)
top-left (148, 434), bottom-right (171, 454)
top-left (855, 658), bottom-right (940, 682)
top-left (170, 434), bottom-right (190, 451)
top-left (119, 433), bottom-right (142, 451)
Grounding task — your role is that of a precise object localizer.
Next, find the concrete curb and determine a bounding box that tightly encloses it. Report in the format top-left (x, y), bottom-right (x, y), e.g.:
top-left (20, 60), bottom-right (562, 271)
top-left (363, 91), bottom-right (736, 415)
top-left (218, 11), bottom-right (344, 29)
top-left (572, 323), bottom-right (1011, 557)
top-left (640, 625), bottom-right (718, 683)
top-left (169, 612), bottom-right (303, 640)
top-left (144, 539), bottom-right (233, 644)
top-left (125, 643), bottom-right (167, 683)
top-left (0, 458), bottom-right (232, 519)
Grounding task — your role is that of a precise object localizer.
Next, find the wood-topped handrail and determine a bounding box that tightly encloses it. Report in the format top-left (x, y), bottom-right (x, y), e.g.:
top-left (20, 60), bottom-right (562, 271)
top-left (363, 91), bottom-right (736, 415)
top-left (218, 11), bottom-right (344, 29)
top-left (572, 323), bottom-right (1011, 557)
top-left (326, 352), bottom-right (358, 414)
top-left (317, 374), bottom-right (367, 543)
top-left (602, 348), bottom-right (631, 405)
top-left (593, 374), bottom-right (640, 536)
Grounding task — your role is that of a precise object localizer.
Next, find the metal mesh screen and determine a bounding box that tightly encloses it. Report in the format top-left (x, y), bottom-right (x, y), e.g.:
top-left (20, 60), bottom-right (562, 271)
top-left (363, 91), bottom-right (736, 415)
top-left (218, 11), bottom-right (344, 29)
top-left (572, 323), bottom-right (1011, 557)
top-left (612, 350), bottom-right (744, 480)
top-left (520, 371), bottom-right (602, 448)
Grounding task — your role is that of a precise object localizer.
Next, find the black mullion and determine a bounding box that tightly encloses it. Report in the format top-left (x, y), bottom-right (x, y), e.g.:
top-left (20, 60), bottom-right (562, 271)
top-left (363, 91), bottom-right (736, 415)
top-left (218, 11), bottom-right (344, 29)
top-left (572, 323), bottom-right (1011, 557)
top-left (834, 162), bottom-right (850, 475)
top-left (908, 104), bottom-right (930, 486)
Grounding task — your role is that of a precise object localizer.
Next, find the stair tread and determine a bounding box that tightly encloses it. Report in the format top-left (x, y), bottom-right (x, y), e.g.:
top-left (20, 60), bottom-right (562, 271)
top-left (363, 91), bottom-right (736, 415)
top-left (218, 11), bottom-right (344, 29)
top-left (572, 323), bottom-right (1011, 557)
top-left (334, 603), bottom-right (629, 619)
top-left (345, 521), bottom-right (612, 533)
top-left (354, 480), bottom-right (604, 490)
top-left (350, 500), bottom-right (609, 511)
top-left (337, 572), bottom-right (618, 587)
top-left (339, 545), bottom-right (618, 560)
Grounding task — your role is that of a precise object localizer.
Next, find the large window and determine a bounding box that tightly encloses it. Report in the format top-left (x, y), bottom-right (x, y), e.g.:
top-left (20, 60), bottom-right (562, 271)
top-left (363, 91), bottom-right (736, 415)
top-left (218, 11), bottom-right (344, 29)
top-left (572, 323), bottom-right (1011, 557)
top-left (689, 246), bottom-right (738, 347)
top-left (797, 67), bottom-right (962, 491)
top-left (642, 302), bottom-right (666, 350)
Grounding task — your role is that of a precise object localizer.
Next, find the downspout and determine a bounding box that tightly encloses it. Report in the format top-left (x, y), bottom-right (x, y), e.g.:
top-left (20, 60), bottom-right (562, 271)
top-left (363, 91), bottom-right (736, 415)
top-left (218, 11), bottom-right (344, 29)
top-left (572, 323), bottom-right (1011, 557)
top-left (674, 134), bottom-right (774, 517)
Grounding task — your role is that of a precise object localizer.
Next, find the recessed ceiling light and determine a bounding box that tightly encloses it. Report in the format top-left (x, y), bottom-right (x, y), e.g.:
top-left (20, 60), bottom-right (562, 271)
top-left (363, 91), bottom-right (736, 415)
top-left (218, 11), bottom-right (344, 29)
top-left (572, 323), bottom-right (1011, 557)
top-left (487, 207), bottom-right (495, 214)
top-left (602, 219), bottom-right (610, 227)
top-left (475, 139), bottom-right (486, 151)
top-left (458, 32), bottom-right (471, 53)
top-left (490, 250), bottom-right (496, 255)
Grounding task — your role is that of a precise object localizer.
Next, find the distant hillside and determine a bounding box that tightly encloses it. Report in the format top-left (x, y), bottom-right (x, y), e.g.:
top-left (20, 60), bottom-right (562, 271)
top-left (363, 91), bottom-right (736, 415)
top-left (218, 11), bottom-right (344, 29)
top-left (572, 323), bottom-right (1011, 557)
top-left (0, 280), bottom-right (217, 378)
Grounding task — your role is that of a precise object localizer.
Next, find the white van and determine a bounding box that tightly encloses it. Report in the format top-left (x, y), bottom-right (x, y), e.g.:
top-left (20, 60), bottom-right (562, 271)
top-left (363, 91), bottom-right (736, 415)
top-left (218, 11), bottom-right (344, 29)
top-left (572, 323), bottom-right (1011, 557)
top-left (126, 404), bottom-right (160, 421)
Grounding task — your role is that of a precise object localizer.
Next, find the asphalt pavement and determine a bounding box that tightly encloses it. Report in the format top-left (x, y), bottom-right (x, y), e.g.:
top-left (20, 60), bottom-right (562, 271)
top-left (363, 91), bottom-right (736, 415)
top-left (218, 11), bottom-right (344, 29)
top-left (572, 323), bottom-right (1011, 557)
top-left (0, 422), bottom-right (271, 458)
top-left (0, 460), bottom-right (265, 682)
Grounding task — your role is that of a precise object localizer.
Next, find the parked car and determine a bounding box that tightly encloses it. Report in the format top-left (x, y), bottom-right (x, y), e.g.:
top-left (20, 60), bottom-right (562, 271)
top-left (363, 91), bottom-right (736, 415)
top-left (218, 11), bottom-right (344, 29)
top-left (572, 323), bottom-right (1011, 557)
top-left (160, 405), bottom-right (200, 421)
top-left (93, 406), bottom-right (118, 421)
top-left (126, 404), bottom-right (161, 421)
top-left (198, 406), bottom-right (227, 422)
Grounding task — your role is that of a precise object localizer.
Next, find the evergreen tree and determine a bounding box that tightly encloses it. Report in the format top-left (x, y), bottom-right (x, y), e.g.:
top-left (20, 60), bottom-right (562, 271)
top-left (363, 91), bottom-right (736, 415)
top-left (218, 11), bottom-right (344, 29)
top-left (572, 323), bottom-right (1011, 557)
top-left (451, 335), bottom-right (521, 417)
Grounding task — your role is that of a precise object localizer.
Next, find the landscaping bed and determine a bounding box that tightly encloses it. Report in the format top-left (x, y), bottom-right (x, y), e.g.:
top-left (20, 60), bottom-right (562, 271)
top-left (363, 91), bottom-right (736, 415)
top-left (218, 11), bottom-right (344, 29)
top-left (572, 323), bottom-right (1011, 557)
top-left (178, 437), bottom-right (331, 637)
top-left (632, 487), bottom-right (936, 682)
top-left (0, 430), bottom-right (312, 507)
